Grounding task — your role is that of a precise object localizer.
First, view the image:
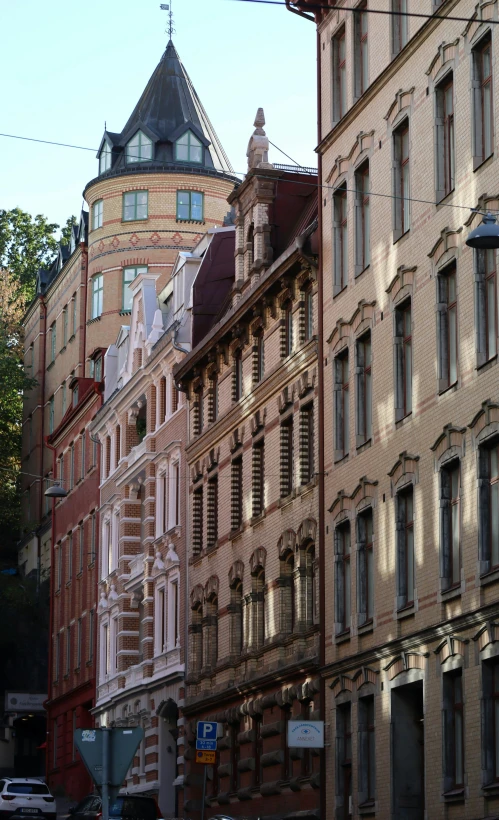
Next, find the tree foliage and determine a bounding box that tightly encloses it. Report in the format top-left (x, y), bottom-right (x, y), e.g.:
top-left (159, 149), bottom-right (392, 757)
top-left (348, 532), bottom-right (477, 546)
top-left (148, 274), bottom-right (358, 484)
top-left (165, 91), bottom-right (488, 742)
top-left (0, 208), bottom-right (75, 555)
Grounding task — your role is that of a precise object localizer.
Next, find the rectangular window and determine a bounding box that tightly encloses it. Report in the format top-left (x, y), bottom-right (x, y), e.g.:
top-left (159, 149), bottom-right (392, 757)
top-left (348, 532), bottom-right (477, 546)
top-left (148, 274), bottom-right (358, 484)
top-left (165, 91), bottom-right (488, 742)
top-left (255, 333), bottom-right (264, 383)
top-left (54, 634), bottom-right (60, 683)
top-left (158, 586), bottom-right (166, 653)
top-left (336, 704), bottom-right (352, 812)
top-left (357, 508), bottom-right (374, 625)
top-left (72, 293), bottom-right (77, 336)
top-left (49, 396), bottom-right (55, 433)
top-left (126, 131), bottom-right (152, 163)
top-left (61, 382), bottom-right (67, 416)
top-left (435, 75), bottom-right (455, 200)
top-left (304, 286), bottom-right (313, 341)
top-left (50, 323), bottom-right (56, 363)
top-left (92, 199), bottom-right (103, 230)
top-left (396, 486), bottom-right (414, 609)
top-left (90, 511), bottom-right (96, 563)
top-left (332, 27), bottom-right (347, 122)
top-left (473, 36), bottom-right (493, 167)
top-left (231, 456), bottom-right (243, 531)
top-left (67, 532), bottom-right (73, 582)
top-left (335, 523), bottom-right (351, 633)
top-left (252, 439), bottom-right (265, 518)
top-left (176, 191), bottom-right (204, 221)
top-left (123, 190), bottom-right (148, 222)
top-left (440, 461), bottom-right (461, 591)
top-left (192, 487), bottom-right (203, 554)
top-left (475, 249), bottom-right (497, 366)
top-left (80, 431), bottom-right (86, 479)
top-left (283, 302), bottom-right (293, 357)
top-left (334, 351), bottom-right (350, 459)
top-left (483, 662), bottom-right (499, 784)
top-left (437, 264), bottom-right (458, 390)
top-left (354, 1), bottom-right (368, 99)
top-left (280, 417), bottom-right (294, 498)
top-left (479, 441), bottom-right (499, 574)
top-left (358, 696), bottom-right (375, 805)
top-left (356, 333), bottom-right (372, 445)
top-left (443, 670), bottom-right (464, 792)
top-left (393, 120), bottom-right (410, 238)
top-left (99, 143), bottom-right (112, 174)
top-left (355, 162), bottom-right (370, 274)
top-left (171, 461), bottom-right (180, 527)
top-left (78, 522), bottom-right (84, 573)
top-left (62, 306), bottom-right (68, 347)
top-left (55, 544), bottom-right (62, 591)
top-left (88, 609), bottom-right (94, 662)
top-left (392, 0), bottom-right (408, 56)
top-left (102, 623), bottom-right (109, 676)
top-left (91, 274), bottom-right (104, 319)
top-left (76, 619), bottom-right (82, 669)
top-left (234, 350), bottom-right (243, 401)
top-left (300, 403), bottom-right (314, 485)
top-left (333, 184), bottom-right (348, 293)
top-left (66, 625), bottom-right (71, 676)
top-left (69, 443), bottom-right (75, 491)
top-left (394, 300), bottom-right (412, 419)
top-left (175, 131), bottom-right (203, 163)
top-left (122, 265), bottom-right (147, 311)
top-left (207, 476), bottom-right (218, 549)
top-left (53, 719), bottom-right (58, 769)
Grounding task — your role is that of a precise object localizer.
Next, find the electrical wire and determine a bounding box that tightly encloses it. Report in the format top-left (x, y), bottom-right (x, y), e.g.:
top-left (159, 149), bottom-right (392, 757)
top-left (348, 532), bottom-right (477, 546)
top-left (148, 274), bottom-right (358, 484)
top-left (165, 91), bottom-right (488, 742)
top-left (228, 0), bottom-right (499, 26)
top-left (0, 464), bottom-right (324, 482)
top-left (0, 131), bottom-right (494, 215)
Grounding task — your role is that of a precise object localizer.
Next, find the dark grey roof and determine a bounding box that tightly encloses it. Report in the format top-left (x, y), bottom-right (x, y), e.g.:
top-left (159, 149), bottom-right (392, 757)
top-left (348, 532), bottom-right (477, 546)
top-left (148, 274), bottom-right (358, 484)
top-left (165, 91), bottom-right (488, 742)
top-left (96, 41), bottom-right (234, 175)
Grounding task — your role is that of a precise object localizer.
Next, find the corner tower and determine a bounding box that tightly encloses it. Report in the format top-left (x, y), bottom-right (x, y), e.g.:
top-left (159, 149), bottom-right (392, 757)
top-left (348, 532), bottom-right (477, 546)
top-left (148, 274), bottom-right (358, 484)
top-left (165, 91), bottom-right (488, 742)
top-left (84, 40), bottom-right (238, 366)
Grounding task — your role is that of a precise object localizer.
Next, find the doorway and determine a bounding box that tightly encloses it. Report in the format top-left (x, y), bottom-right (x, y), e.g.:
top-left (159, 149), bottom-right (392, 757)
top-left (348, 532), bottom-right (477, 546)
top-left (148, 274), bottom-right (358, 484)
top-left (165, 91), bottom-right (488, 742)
top-left (391, 680), bottom-right (424, 820)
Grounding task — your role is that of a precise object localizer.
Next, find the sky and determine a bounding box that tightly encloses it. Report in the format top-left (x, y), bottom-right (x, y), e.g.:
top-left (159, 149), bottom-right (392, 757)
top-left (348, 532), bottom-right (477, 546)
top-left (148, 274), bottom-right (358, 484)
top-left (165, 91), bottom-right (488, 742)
top-left (1, 0), bottom-right (317, 235)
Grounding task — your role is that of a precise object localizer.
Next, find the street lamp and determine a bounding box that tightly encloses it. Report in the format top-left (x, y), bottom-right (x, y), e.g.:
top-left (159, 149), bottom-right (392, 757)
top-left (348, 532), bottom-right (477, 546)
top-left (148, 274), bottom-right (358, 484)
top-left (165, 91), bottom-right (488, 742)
top-left (466, 212), bottom-right (499, 250)
top-left (44, 482), bottom-right (68, 499)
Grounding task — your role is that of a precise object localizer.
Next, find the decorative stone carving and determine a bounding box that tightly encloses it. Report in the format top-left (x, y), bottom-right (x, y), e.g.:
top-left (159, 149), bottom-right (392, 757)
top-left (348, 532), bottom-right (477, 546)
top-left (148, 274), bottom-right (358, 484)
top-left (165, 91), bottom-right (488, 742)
top-left (98, 591), bottom-right (108, 610)
top-left (246, 108), bottom-right (273, 171)
top-left (153, 551), bottom-right (165, 571)
top-left (166, 543), bottom-right (180, 566)
top-left (108, 584), bottom-right (118, 601)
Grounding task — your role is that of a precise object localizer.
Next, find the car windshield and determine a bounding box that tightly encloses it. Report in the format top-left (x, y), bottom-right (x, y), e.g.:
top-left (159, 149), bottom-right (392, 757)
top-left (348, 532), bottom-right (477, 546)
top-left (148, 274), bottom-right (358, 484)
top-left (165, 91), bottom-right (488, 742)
top-left (7, 785), bottom-right (50, 795)
top-left (109, 798), bottom-right (156, 820)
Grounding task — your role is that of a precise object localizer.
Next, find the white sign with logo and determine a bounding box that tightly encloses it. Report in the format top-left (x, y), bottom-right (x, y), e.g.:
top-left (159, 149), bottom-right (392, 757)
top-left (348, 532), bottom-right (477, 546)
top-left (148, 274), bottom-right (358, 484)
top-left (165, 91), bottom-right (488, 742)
top-left (287, 720), bottom-right (324, 749)
top-left (5, 693), bottom-right (47, 713)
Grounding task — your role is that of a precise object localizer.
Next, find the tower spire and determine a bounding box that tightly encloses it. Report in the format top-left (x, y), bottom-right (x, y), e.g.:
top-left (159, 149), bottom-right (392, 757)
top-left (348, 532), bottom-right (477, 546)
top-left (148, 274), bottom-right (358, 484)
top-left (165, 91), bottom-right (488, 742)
top-left (160, 2), bottom-right (175, 41)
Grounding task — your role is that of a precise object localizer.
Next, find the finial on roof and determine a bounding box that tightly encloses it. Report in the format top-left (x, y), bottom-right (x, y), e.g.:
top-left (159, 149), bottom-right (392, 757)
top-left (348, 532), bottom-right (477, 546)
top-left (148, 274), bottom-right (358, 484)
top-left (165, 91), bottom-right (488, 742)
top-left (247, 107), bottom-right (273, 171)
top-left (160, 2), bottom-right (175, 42)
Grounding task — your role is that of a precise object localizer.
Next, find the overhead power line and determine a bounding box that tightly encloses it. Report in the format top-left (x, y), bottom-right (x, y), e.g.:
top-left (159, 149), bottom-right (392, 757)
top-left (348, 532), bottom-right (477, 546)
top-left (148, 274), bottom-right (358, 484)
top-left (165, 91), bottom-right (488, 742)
top-left (228, 0), bottom-right (499, 26)
top-left (0, 130), bottom-right (494, 215)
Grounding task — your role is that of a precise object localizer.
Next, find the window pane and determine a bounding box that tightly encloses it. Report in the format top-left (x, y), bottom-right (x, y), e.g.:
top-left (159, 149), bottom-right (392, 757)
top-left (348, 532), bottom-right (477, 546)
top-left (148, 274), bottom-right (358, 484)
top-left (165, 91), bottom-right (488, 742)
top-left (367, 544), bottom-right (374, 618)
top-left (191, 192), bottom-right (203, 221)
top-left (406, 526), bottom-right (414, 599)
top-left (484, 84), bottom-right (493, 157)
top-left (449, 306), bottom-right (457, 384)
top-left (176, 143), bottom-right (189, 160)
top-left (495, 699), bottom-right (499, 778)
top-left (345, 554), bottom-right (351, 628)
top-left (365, 368), bottom-right (372, 440)
top-left (404, 340), bottom-right (412, 412)
top-left (191, 145), bottom-right (202, 163)
top-left (491, 482), bottom-right (499, 566)
top-left (491, 447), bottom-right (499, 479)
top-left (455, 707), bottom-right (463, 784)
top-left (452, 502), bottom-right (460, 585)
top-left (487, 277), bottom-right (497, 357)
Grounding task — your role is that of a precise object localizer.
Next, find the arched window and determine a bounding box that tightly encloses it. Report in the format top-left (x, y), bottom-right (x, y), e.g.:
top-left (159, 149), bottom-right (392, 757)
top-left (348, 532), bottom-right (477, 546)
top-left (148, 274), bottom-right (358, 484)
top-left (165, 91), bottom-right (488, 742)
top-left (203, 594), bottom-right (218, 669)
top-left (126, 131), bottom-right (152, 164)
top-left (190, 603), bottom-right (203, 672)
top-left (279, 552), bottom-right (295, 635)
top-left (251, 568), bottom-right (265, 649)
top-left (175, 131), bottom-right (202, 163)
top-left (229, 580), bottom-right (243, 655)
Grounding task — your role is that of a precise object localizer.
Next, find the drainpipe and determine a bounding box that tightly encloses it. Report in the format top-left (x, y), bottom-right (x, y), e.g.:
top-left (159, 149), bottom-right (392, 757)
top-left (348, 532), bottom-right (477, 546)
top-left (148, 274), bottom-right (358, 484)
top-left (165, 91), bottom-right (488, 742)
top-left (80, 243), bottom-right (88, 378)
top-left (44, 437), bottom-right (57, 784)
top-left (37, 297), bottom-right (47, 592)
top-left (316, 21), bottom-right (327, 820)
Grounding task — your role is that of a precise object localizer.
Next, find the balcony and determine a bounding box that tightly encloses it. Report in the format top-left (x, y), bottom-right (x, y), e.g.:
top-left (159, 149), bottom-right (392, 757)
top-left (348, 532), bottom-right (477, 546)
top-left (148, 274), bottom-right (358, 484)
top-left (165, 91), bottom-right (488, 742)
top-left (128, 552), bottom-right (145, 582)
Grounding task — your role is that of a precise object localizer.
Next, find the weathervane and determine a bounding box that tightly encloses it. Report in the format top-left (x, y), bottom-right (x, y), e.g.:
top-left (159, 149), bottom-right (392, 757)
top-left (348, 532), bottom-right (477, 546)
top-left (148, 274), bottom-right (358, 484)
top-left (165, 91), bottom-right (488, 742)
top-left (160, 2), bottom-right (175, 41)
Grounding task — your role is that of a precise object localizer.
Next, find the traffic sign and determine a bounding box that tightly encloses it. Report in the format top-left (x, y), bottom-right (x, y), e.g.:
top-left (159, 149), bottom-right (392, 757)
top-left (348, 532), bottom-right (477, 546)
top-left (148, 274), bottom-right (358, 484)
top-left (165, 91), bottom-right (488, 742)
top-left (74, 727), bottom-right (144, 800)
top-left (196, 749), bottom-right (216, 764)
top-left (196, 738), bottom-right (217, 751)
top-left (197, 721), bottom-right (217, 741)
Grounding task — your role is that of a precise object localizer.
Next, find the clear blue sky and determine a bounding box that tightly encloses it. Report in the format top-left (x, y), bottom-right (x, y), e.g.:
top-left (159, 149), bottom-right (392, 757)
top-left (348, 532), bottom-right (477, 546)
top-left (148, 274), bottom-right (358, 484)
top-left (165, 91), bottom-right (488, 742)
top-left (1, 0), bottom-right (317, 235)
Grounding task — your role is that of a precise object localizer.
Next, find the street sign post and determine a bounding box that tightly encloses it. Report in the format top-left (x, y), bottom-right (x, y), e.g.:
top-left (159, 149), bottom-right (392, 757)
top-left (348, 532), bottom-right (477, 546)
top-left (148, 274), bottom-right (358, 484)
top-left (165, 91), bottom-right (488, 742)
top-left (196, 722), bottom-right (218, 820)
top-left (74, 727), bottom-right (144, 820)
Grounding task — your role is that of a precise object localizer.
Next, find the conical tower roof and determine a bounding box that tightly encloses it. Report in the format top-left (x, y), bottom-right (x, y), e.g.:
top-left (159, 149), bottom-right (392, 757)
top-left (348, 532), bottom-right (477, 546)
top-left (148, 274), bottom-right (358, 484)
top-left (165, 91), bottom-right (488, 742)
top-left (96, 41), bottom-right (234, 176)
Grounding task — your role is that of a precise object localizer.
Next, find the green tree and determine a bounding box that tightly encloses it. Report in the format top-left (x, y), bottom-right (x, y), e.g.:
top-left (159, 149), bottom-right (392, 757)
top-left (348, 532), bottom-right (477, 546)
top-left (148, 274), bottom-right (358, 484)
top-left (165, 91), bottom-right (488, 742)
top-left (60, 215), bottom-right (78, 247)
top-left (0, 208), bottom-right (59, 304)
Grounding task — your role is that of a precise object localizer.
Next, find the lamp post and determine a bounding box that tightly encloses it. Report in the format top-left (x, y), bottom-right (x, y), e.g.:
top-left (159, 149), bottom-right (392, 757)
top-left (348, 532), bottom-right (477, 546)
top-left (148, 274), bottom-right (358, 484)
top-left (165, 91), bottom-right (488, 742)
top-left (44, 482), bottom-right (68, 499)
top-left (466, 212), bottom-right (499, 250)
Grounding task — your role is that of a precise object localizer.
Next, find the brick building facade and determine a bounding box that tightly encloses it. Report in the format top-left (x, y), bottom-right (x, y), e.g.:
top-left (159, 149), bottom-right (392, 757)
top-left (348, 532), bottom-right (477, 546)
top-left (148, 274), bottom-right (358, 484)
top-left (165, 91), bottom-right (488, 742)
top-left (21, 38), bottom-right (238, 800)
top-left (175, 115), bottom-right (321, 820)
top-left (288, 0), bottom-right (499, 817)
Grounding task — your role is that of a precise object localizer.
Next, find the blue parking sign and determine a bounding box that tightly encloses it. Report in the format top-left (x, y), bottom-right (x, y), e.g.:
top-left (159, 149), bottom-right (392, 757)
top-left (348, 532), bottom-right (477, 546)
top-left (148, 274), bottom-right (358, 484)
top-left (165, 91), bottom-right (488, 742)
top-left (197, 721), bottom-right (217, 741)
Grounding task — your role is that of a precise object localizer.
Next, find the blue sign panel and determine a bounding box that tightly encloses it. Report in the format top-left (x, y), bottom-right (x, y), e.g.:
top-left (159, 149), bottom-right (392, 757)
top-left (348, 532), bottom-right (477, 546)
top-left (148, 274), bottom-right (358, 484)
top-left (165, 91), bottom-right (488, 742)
top-left (197, 721), bottom-right (218, 741)
top-left (195, 738), bottom-right (217, 751)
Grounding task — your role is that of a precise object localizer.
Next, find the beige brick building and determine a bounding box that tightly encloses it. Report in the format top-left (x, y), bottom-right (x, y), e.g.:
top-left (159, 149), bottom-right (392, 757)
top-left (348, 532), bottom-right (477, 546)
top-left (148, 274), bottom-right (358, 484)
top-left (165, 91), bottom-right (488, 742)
top-left (175, 115), bottom-right (321, 820)
top-left (289, 0), bottom-right (499, 817)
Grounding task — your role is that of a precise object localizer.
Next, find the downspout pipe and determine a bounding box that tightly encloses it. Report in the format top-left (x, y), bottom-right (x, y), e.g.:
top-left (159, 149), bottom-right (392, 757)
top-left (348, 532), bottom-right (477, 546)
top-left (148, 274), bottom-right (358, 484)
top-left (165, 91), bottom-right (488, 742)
top-left (44, 437), bottom-right (57, 784)
top-left (37, 296), bottom-right (47, 594)
top-left (316, 21), bottom-right (326, 820)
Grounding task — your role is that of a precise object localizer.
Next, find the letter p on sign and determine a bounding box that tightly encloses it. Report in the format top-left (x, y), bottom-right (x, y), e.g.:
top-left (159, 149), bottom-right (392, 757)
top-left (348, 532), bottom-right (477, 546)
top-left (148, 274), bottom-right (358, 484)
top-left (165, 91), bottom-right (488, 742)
top-left (197, 721), bottom-right (217, 740)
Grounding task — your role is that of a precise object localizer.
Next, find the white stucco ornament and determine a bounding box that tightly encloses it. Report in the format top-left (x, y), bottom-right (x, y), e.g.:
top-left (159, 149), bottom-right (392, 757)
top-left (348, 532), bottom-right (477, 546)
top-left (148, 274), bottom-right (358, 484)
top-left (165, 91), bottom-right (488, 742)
top-left (166, 543), bottom-right (180, 565)
top-left (98, 591), bottom-right (108, 610)
top-left (153, 551), bottom-right (165, 570)
top-left (108, 584), bottom-right (119, 601)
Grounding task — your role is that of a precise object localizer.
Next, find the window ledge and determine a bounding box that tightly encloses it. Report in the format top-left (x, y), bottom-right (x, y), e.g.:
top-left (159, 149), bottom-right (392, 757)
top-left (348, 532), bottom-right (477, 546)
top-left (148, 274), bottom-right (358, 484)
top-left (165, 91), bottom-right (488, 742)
top-left (68, 334), bottom-right (75, 343)
top-left (229, 525), bottom-right (244, 541)
top-left (47, 360), bottom-right (55, 371)
top-left (278, 491), bottom-right (296, 509)
top-left (86, 659), bottom-right (93, 667)
top-left (395, 411), bottom-right (412, 428)
top-left (87, 316), bottom-right (101, 326)
top-left (121, 218), bottom-right (148, 224)
top-left (393, 228), bottom-right (410, 245)
top-left (439, 584), bottom-right (461, 602)
top-left (474, 152), bottom-right (494, 173)
top-left (356, 438), bottom-right (372, 454)
top-left (355, 264), bottom-right (370, 279)
top-left (483, 782), bottom-right (499, 797)
top-left (176, 219), bottom-right (205, 225)
top-left (396, 602), bottom-right (416, 620)
top-left (443, 788), bottom-right (464, 802)
top-left (250, 511), bottom-right (266, 528)
top-left (298, 479), bottom-right (317, 498)
top-left (480, 566), bottom-right (499, 587)
top-left (60, 345), bottom-right (67, 354)
top-left (477, 354), bottom-right (498, 373)
top-left (65, 581), bottom-right (72, 588)
top-left (120, 310), bottom-right (132, 316)
top-left (358, 800), bottom-right (376, 815)
top-left (334, 629), bottom-right (351, 645)
top-left (436, 188), bottom-right (455, 207)
top-left (333, 284), bottom-right (348, 299)
top-left (334, 452), bottom-right (349, 465)
top-left (357, 620), bottom-right (374, 636)
top-left (76, 571), bottom-right (83, 580)
top-left (438, 381), bottom-right (458, 397)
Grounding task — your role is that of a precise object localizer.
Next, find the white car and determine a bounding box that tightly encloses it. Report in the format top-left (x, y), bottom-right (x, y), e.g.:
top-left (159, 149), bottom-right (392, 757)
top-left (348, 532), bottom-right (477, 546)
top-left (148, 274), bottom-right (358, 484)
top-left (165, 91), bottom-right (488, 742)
top-left (0, 779), bottom-right (56, 820)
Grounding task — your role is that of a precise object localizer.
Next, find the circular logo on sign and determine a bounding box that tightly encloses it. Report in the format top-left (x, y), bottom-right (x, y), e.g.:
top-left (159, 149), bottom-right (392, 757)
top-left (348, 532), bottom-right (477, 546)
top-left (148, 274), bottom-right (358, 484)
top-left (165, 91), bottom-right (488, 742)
top-left (302, 728), bottom-right (311, 735)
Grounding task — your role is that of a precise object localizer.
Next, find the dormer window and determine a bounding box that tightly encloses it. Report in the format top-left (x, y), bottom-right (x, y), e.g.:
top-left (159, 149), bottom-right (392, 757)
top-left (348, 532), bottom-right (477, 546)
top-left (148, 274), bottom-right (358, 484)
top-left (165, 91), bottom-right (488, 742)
top-left (126, 131), bottom-right (152, 164)
top-left (99, 144), bottom-right (112, 174)
top-left (175, 131), bottom-right (202, 164)
top-left (72, 385), bottom-right (79, 408)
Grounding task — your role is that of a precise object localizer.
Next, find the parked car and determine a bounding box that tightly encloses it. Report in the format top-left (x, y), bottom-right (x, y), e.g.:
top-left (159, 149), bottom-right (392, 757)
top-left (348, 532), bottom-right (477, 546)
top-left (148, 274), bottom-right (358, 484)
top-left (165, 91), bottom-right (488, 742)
top-left (0, 778), bottom-right (56, 820)
top-left (69, 795), bottom-right (161, 820)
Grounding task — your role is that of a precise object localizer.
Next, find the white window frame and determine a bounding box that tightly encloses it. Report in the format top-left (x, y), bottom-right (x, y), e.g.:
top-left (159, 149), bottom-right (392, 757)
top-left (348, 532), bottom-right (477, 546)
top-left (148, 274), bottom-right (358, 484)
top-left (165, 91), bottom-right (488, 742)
top-left (99, 617), bottom-right (110, 681)
top-left (101, 515), bottom-right (112, 579)
top-left (111, 508), bottom-right (119, 572)
top-left (155, 460), bottom-right (169, 537)
top-left (168, 453), bottom-right (181, 530)
top-left (154, 582), bottom-right (167, 656)
top-left (93, 200), bottom-right (103, 230)
top-left (110, 616), bottom-right (118, 675)
top-left (99, 143), bottom-right (112, 174)
top-left (168, 573), bottom-right (180, 650)
top-left (126, 130), bottom-right (153, 164)
top-left (92, 274), bottom-right (104, 319)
